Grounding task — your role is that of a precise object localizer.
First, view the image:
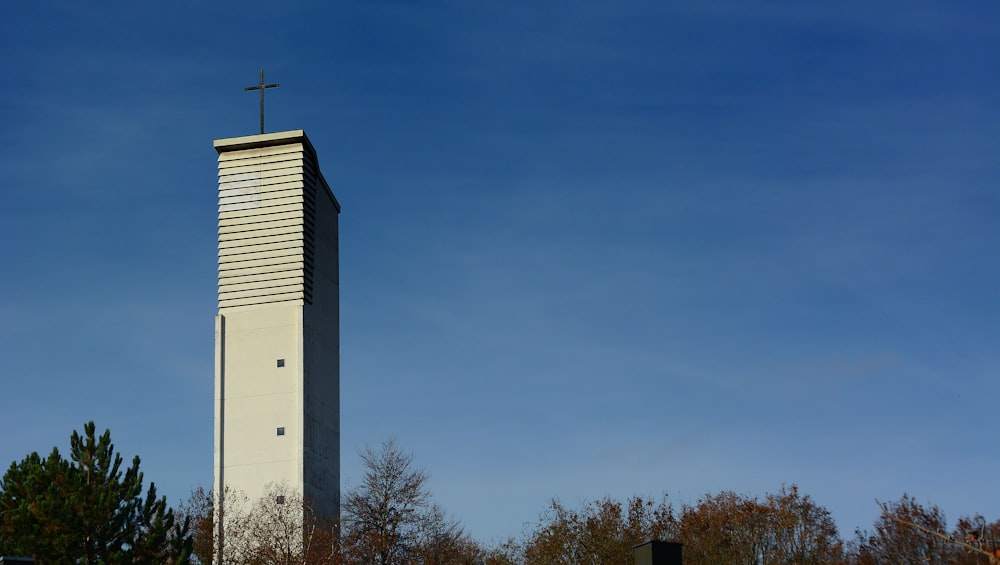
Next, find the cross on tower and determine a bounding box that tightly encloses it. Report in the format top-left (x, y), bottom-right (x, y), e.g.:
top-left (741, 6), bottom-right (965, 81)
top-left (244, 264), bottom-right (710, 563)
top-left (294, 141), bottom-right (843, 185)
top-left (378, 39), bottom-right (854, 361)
top-left (244, 68), bottom-right (280, 134)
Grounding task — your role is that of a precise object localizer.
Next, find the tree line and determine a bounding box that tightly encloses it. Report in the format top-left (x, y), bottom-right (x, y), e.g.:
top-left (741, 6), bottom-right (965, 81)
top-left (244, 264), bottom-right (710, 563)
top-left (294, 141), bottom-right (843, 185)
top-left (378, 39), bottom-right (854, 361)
top-left (2, 423), bottom-right (997, 564)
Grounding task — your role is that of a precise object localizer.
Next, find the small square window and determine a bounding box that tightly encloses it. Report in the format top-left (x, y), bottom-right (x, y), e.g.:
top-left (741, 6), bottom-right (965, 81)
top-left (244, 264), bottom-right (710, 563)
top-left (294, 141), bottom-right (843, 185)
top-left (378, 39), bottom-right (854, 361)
top-left (276, 359), bottom-right (285, 368)
top-left (276, 427), bottom-right (285, 436)
top-left (276, 495), bottom-right (285, 505)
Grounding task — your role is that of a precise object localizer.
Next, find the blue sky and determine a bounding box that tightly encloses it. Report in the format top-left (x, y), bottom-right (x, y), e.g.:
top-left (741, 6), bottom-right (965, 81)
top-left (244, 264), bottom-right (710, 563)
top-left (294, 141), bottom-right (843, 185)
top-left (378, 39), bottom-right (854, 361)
top-left (1, 0), bottom-right (997, 544)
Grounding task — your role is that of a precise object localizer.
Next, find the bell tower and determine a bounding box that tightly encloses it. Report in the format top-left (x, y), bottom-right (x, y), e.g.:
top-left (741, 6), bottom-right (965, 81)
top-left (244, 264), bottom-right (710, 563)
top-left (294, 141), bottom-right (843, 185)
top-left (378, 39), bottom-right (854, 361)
top-left (213, 130), bottom-right (340, 521)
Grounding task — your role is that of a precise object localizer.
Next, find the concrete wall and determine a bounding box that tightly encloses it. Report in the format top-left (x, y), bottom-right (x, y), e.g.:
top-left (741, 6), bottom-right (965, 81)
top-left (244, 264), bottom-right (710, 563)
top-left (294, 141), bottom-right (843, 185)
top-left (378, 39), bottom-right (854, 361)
top-left (302, 139), bottom-right (340, 519)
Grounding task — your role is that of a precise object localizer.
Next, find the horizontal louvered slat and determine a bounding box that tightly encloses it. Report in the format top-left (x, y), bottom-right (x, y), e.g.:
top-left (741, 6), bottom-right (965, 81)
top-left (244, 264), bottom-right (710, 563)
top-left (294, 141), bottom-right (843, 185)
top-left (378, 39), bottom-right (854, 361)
top-left (218, 247), bottom-right (303, 265)
top-left (219, 199), bottom-right (306, 214)
top-left (219, 181), bottom-right (303, 198)
top-left (218, 156), bottom-right (303, 174)
top-left (219, 256), bottom-right (304, 273)
top-left (219, 282), bottom-right (304, 299)
top-left (219, 217), bottom-right (304, 237)
top-left (219, 224), bottom-right (302, 241)
top-left (220, 164), bottom-right (302, 177)
top-left (219, 272), bottom-right (304, 292)
top-left (218, 233), bottom-right (301, 251)
top-left (219, 176), bottom-right (303, 192)
top-left (219, 241), bottom-right (304, 258)
top-left (219, 269), bottom-right (303, 285)
top-left (218, 144), bottom-right (302, 162)
top-left (219, 203), bottom-right (303, 222)
top-left (219, 266), bottom-right (307, 278)
top-left (218, 189), bottom-right (304, 206)
top-left (219, 292), bottom-right (305, 309)
top-left (219, 209), bottom-right (303, 227)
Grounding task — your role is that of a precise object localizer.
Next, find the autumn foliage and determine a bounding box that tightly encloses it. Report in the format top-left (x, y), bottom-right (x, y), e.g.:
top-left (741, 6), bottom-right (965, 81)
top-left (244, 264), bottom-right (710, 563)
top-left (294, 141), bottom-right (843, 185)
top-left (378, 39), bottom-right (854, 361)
top-left (678, 486), bottom-right (843, 565)
top-left (521, 495), bottom-right (676, 565)
top-left (4, 427), bottom-right (998, 564)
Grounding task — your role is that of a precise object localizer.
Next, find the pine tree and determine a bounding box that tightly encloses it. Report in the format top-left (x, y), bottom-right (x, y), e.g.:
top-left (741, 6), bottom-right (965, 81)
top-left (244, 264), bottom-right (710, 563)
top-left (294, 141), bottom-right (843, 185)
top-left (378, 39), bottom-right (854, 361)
top-left (0, 421), bottom-right (193, 564)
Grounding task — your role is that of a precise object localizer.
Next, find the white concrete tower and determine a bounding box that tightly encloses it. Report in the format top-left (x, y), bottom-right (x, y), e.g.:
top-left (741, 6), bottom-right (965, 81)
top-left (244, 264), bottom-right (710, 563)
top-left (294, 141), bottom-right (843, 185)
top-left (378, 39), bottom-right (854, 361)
top-left (213, 130), bottom-right (340, 521)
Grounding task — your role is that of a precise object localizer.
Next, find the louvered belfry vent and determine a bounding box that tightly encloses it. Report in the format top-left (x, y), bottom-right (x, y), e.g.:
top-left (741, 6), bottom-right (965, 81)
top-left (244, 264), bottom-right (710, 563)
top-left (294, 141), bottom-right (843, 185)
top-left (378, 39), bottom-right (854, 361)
top-left (216, 132), bottom-right (332, 309)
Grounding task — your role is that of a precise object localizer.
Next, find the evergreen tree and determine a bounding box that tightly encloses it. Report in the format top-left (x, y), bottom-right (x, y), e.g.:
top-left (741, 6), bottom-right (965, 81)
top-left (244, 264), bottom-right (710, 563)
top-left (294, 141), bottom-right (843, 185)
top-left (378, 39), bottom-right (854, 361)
top-left (0, 421), bottom-right (192, 564)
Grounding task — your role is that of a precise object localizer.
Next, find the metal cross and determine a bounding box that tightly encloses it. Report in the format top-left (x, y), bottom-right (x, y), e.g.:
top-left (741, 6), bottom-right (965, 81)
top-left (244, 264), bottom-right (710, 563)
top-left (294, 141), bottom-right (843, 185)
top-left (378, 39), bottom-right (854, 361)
top-left (244, 68), bottom-right (279, 134)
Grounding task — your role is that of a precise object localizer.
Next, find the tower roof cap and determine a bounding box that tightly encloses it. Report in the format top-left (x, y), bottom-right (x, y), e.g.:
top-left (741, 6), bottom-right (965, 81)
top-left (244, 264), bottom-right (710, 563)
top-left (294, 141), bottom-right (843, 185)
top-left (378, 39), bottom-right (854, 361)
top-left (214, 129), bottom-right (316, 155)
